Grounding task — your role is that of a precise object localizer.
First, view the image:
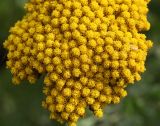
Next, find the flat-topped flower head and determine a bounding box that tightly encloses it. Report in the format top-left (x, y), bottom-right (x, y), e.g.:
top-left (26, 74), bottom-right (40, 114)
top-left (4, 0), bottom-right (153, 126)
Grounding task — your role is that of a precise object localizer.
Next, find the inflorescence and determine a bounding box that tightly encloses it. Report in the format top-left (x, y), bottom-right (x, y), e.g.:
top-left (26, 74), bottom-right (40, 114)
top-left (4, 0), bottom-right (152, 126)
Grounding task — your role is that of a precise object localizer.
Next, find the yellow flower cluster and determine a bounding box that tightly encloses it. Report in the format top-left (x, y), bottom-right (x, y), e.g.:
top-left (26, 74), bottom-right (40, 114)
top-left (4, 0), bottom-right (153, 126)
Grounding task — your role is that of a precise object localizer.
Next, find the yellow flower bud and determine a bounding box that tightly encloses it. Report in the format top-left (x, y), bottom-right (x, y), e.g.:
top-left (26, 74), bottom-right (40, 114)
top-left (4, 0), bottom-right (153, 125)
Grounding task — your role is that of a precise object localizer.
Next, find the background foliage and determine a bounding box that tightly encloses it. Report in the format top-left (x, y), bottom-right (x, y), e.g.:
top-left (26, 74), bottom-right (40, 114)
top-left (0, 0), bottom-right (160, 126)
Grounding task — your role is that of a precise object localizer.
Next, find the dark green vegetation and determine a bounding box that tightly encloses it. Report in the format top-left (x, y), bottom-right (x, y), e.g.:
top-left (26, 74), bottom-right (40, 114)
top-left (0, 0), bottom-right (160, 126)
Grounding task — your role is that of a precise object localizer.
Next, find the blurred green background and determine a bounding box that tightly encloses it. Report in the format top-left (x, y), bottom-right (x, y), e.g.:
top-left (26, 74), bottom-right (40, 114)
top-left (0, 0), bottom-right (160, 126)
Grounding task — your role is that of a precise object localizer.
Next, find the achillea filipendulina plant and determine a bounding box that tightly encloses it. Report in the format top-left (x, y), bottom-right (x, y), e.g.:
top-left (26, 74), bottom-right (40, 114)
top-left (3, 0), bottom-right (153, 126)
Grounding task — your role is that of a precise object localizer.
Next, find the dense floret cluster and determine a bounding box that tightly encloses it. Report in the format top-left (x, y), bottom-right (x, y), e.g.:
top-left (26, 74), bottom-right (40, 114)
top-left (4, 0), bottom-right (152, 126)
